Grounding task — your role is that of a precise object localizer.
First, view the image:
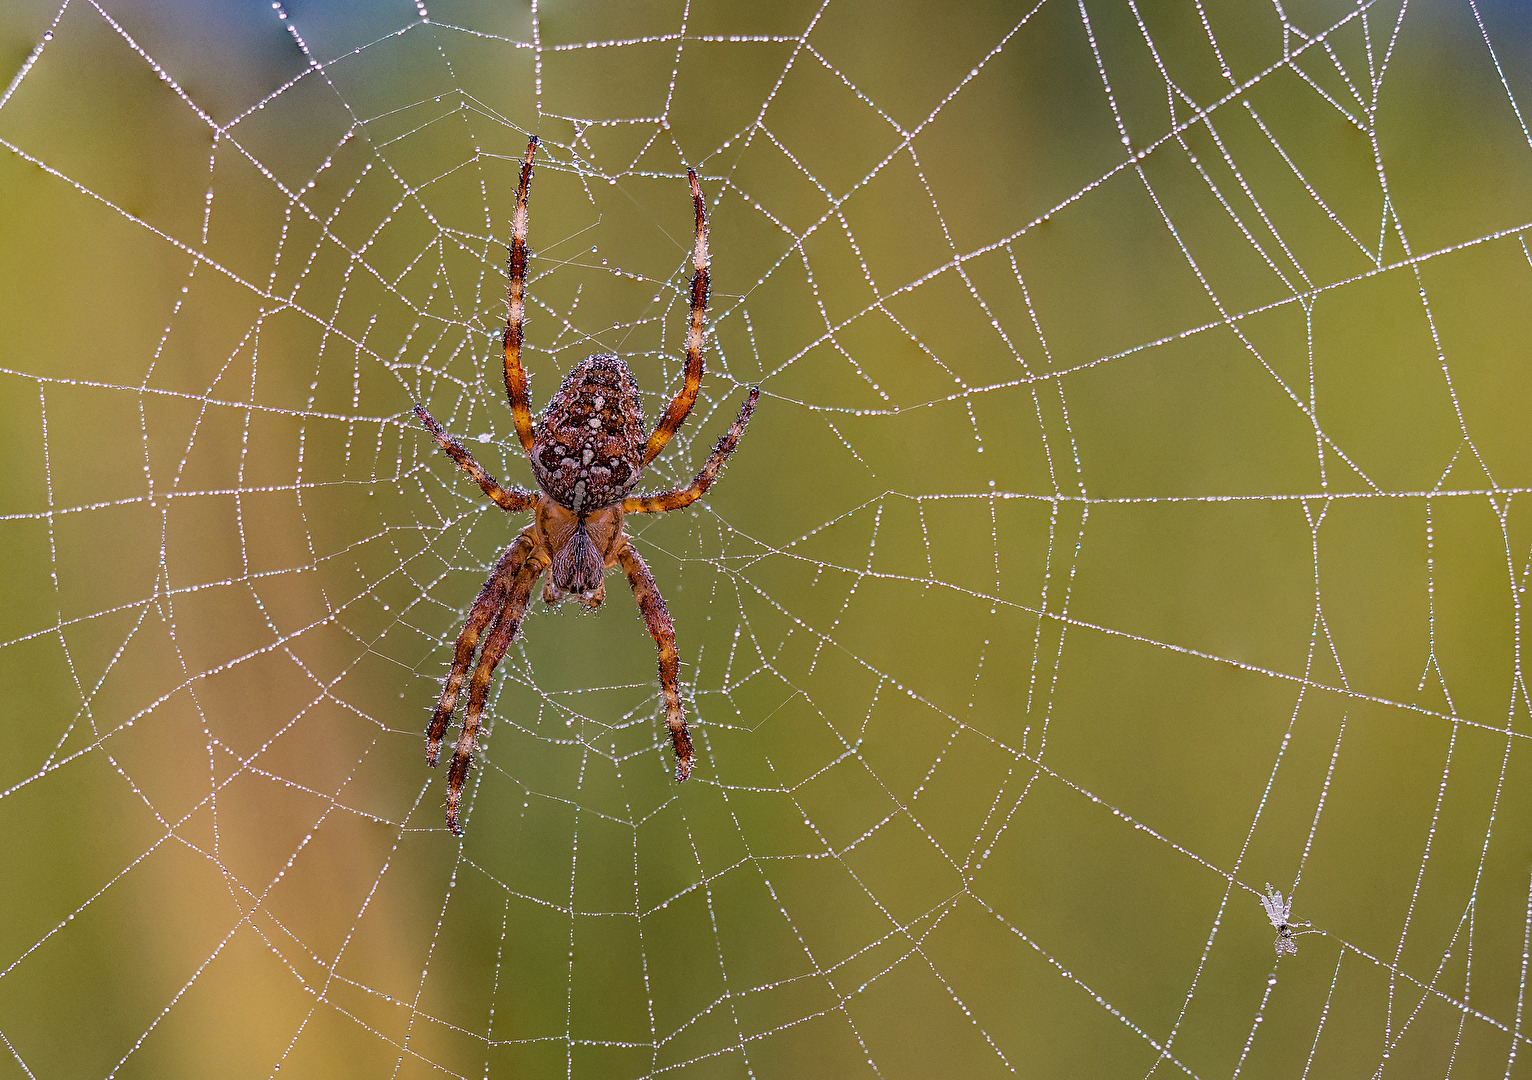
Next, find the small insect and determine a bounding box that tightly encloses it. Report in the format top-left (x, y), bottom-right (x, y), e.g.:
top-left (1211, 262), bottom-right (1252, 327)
top-left (414, 136), bottom-right (758, 834)
top-left (1259, 883), bottom-right (1311, 956)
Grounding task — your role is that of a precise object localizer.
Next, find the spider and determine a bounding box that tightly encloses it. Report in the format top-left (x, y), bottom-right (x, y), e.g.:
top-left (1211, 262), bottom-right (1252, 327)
top-left (1259, 883), bottom-right (1311, 956)
top-left (413, 136), bottom-right (758, 834)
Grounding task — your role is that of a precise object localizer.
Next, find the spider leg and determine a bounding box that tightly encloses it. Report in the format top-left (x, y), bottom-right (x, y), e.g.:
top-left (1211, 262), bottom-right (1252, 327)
top-left (503, 135), bottom-right (539, 456)
top-left (624, 387), bottom-right (757, 513)
top-left (444, 548), bottom-right (549, 834)
top-left (616, 540), bottom-right (692, 780)
top-left (640, 169), bottom-right (709, 468)
top-left (427, 531), bottom-right (536, 765)
top-left (414, 404), bottom-right (536, 511)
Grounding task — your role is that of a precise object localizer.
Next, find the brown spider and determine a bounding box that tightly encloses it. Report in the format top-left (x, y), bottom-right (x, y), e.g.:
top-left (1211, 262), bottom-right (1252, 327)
top-left (413, 136), bottom-right (757, 834)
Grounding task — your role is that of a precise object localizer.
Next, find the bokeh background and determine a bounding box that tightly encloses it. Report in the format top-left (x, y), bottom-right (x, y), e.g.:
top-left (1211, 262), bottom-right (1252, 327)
top-left (3, 0), bottom-right (1532, 1076)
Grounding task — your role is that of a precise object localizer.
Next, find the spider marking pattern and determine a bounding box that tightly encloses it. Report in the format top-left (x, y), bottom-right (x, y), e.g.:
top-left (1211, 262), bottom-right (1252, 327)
top-left (1259, 883), bottom-right (1311, 956)
top-left (414, 136), bottom-right (758, 834)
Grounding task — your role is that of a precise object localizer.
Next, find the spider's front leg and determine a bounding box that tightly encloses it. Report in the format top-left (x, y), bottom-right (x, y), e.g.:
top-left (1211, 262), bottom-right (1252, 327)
top-left (441, 546), bottom-right (550, 834)
top-left (616, 539), bottom-right (692, 779)
top-left (427, 531), bottom-right (535, 765)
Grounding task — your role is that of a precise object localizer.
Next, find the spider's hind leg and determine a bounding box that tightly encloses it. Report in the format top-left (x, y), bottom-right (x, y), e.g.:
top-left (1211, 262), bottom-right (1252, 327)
top-left (640, 168), bottom-right (710, 468)
top-left (503, 136), bottom-right (539, 455)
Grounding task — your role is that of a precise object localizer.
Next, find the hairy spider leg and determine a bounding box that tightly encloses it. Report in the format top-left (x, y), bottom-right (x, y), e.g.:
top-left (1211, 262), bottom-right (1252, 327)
top-left (503, 135), bottom-right (539, 455)
top-left (426, 531), bottom-right (536, 766)
top-left (617, 540), bottom-right (692, 779)
top-left (624, 387), bottom-right (759, 514)
top-left (414, 404), bottom-right (536, 512)
top-left (446, 547), bottom-right (550, 834)
top-left (640, 168), bottom-right (710, 468)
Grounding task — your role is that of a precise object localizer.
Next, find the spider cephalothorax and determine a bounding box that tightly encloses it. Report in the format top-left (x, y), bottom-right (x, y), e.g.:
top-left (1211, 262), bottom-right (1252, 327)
top-left (413, 136), bottom-right (757, 833)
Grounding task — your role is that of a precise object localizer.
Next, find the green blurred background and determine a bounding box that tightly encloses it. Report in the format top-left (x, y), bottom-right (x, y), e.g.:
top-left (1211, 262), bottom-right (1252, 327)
top-left (3, 0), bottom-right (1532, 1076)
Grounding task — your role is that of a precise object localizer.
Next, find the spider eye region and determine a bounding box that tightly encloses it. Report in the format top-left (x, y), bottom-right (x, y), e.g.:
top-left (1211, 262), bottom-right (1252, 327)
top-left (531, 353), bottom-right (646, 512)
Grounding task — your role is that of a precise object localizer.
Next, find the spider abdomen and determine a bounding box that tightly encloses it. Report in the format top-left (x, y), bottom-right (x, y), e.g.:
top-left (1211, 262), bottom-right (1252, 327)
top-left (531, 353), bottom-right (646, 512)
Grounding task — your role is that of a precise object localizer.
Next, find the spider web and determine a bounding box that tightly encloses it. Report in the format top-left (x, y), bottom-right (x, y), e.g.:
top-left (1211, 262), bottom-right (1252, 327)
top-left (3, 0), bottom-right (1532, 1076)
